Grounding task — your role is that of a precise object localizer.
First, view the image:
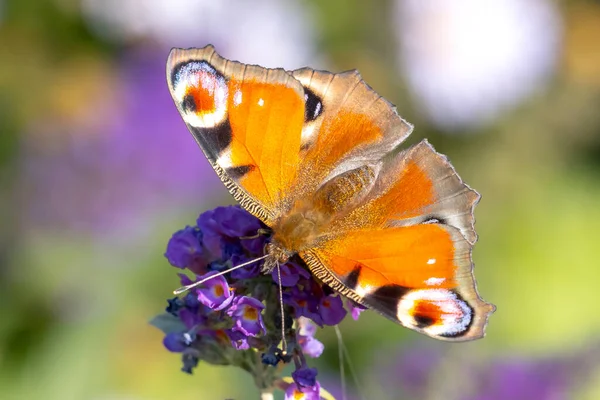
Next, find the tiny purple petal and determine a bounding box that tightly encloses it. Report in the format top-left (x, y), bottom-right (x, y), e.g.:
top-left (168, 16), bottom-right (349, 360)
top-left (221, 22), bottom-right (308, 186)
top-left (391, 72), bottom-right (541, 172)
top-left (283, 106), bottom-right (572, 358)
top-left (225, 329), bottom-right (250, 350)
top-left (219, 206), bottom-right (262, 237)
top-left (230, 254), bottom-right (262, 279)
top-left (297, 334), bottom-right (324, 358)
top-left (163, 332), bottom-right (192, 353)
top-left (346, 298), bottom-right (367, 321)
top-left (220, 238), bottom-right (245, 260)
top-left (285, 381), bottom-right (321, 400)
top-left (298, 317), bottom-right (318, 337)
top-left (272, 262), bottom-right (311, 287)
top-left (178, 273), bottom-right (194, 286)
top-left (240, 234), bottom-right (267, 254)
top-left (297, 317), bottom-right (323, 356)
top-left (319, 295), bottom-right (347, 325)
top-left (178, 308), bottom-right (207, 329)
top-left (292, 367), bottom-right (318, 388)
top-left (164, 226), bottom-right (203, 269)
top-left (227, 296), bottom-right (266, 337)
top-left (284, 283), bottom-right (323, 326)
top-left (195, 272), bottom-right (234, 311)
top-left (197, 206), bottom-right (262, 240)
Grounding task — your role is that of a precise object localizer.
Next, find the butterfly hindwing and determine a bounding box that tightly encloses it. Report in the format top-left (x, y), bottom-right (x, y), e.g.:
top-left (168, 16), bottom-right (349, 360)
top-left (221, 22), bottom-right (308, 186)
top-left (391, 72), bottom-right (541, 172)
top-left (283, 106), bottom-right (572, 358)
top-left (300, 141), bottom-right (494, 340)
top-left (339, 140), bottom-right (480, 243)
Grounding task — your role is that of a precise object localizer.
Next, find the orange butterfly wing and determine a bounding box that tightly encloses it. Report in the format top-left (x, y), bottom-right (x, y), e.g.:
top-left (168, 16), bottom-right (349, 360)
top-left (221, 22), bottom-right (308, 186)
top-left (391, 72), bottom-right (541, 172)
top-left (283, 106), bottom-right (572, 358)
top-left (167, 46), bottom-right (306, 225)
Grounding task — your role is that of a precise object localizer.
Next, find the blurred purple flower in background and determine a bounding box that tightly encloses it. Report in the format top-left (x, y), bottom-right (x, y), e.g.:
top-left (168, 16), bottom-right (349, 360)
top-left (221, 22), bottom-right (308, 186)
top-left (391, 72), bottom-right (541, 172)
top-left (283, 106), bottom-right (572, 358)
top-left (81, 0), bottom-right (316, 69)
top-left (378, 344), bottom-right (600, 400)
top-left (394, 0), bottom-right (562, 131)
top-left (20, 49), bottom-right (222, 235)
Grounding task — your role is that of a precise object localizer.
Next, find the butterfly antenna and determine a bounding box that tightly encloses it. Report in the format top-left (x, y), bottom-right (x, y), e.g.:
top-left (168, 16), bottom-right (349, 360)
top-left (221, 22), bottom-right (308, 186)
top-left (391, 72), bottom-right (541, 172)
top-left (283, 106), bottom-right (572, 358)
top-left (335, 325), bottom-right (366, 400)
top-left (173, 254), bottom-right (269, 295)
top-left (275, 262), bottom-right (288, 355)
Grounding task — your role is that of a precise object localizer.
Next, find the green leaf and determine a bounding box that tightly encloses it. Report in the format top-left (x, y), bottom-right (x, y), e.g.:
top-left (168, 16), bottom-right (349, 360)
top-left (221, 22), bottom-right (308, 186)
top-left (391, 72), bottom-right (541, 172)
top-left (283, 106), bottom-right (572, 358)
top-left (149, 313), bottom-right (186, 334)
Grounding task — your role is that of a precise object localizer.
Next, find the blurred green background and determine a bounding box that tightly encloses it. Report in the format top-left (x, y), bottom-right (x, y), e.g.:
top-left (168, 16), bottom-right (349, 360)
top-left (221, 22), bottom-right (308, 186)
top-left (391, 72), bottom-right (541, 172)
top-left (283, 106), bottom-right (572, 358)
top-left (1, 0), bottom-right (600, 399)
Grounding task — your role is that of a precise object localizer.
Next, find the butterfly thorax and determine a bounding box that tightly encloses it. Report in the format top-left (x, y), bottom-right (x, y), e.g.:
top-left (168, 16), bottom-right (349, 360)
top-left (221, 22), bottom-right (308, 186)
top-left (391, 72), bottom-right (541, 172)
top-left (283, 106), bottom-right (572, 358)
top-left (262, 203), bottom-right (332, 272)
top-left (272, 202), bottom-right (331, 245)
top-left (263, 214), bottom-right (318, 273)
top-left (265, 172), bottom-right (367, 268)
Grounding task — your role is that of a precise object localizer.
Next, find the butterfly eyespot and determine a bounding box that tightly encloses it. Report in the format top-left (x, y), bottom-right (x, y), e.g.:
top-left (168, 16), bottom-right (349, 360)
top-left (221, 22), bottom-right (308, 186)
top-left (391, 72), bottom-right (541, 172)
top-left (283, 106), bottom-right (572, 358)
top-left (397, 289), bottom-right (472, 337)
top-left (171, 60), bottom-right (229, 128)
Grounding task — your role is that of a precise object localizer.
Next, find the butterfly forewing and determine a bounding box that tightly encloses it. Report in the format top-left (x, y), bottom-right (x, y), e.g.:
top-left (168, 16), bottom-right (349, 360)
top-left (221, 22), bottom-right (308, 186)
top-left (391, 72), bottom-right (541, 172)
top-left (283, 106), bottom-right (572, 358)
top-left (167, 46), bottom-right (307, 224)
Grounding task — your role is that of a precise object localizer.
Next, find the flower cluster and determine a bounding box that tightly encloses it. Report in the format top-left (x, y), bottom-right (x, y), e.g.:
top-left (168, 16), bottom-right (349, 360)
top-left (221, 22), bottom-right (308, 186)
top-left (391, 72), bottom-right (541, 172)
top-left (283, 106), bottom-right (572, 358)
top-left (151, 205), bottom-right (364, 399)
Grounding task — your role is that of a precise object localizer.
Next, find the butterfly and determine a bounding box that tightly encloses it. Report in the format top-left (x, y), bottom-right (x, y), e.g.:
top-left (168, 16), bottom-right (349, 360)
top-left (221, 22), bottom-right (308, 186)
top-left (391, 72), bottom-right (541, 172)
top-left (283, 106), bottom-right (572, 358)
top-left (166, 45), bottom-right (495, 341)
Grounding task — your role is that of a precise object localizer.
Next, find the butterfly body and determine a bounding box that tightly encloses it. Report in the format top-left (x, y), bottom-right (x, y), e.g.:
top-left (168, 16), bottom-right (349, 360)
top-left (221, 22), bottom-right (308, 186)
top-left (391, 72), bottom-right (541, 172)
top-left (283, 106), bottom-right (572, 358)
top-left (167, 45), bottom-right (495, 341)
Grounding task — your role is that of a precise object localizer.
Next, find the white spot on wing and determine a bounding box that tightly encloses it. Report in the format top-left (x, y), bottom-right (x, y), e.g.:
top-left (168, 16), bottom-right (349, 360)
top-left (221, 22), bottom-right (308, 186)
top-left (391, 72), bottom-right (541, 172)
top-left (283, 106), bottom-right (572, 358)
top-left (427, 258), bottom-right (436, 265)
top-left (300, 122), bottom-right (317, 148)
top-left (354, 283), bottom-right (374, 298)
top-left (216, 148), bottom-right (234, 169)
top-left (233, 90), bottom-right (242, 106)
top-left (425, 277), bottom-right (445, 286)
top-left (258, 98), bottom-right (265, 107)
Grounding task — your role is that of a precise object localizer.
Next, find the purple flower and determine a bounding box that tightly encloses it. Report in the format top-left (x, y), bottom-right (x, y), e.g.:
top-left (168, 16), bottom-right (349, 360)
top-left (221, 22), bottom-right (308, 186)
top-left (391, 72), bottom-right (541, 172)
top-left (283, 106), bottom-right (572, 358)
top-left (195, 272), bottom-right (234, 311)
top-left (285, 381), bottom-right (321, 400)
top-left (152, 205), bottom-right (349, 395)
top-left (297, 334), bottom-right (324, 359)
top-left (292, 367), bottom-right (319, 389)
top-left (178, 308), bottom-right (207, 330)
top-left (163, 332), bottom-right (194, 353)
top-left (225, 329), bottom-right (250, 350)
top-left (230, 260), bottom-right (262, 280)
top-left (272, 262), bottom-right (311, 287)
top-left (164, 226), bottom-right (204, 269)
top-left (227, 296), bottom-right (266, 337)
top-left (345, 299), bottom-right (367, 321)
top-left (318, 295), bottom-right (347, 326)
top-left (197, 206), bottom-right (263, 256)
top-left (297, 318), bottom-right (323, 358)
top-left (285, 281), bottom-right (323, 325)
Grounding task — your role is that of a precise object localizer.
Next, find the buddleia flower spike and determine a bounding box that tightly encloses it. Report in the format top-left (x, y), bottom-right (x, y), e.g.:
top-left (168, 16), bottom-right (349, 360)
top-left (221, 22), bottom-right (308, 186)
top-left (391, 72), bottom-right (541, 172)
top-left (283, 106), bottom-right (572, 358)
top-left (151, 206), bottom-right (358, 399)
